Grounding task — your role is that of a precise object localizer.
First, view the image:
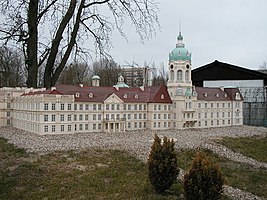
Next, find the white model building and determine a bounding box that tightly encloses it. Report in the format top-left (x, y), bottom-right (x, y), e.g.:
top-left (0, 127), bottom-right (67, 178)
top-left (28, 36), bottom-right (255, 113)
top-left (0, 32), bottom-right (243, 134)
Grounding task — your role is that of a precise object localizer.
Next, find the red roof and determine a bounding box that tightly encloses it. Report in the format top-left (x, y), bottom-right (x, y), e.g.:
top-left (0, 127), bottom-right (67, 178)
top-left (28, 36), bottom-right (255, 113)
top-left (196, 87), bottom-right (243, 101)
top-left (23, 84), bottom-right (172, 104)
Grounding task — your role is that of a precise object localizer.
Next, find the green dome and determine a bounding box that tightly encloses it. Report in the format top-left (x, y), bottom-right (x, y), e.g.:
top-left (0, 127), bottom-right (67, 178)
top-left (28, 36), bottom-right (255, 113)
top-left (169, 32), bottom-right (191, 61)
top-left (169, 47), bottom-right (191, 61)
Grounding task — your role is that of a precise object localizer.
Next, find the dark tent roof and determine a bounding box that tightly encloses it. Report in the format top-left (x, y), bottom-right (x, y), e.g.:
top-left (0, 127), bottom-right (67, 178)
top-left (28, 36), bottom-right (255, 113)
top-left (192, 60), bottom-right (267, 86)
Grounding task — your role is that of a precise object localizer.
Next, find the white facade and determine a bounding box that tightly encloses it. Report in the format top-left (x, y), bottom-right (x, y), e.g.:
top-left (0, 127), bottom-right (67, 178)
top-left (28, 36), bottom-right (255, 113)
top-left (0, 33), bottom-right (243, 134)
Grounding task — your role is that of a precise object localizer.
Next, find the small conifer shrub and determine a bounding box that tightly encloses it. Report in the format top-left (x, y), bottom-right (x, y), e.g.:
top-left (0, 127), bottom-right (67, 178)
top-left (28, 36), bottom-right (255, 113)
top-left (147, 134), bottom-right (179, 193)
top-left (183, 152), bottom-right (224, 200)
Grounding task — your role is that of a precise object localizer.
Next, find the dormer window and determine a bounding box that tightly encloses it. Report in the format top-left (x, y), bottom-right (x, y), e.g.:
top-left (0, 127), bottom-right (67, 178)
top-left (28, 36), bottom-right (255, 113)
top-left (123, 94), bottom-right (127, 99)
top-left (224, 94), bottom-right (228, 97)
top-left (134, 94), bottom-right (138, 99)
top-left (235, 92), bottom-right (241, 100)
top-left (215, 93), bottom-right (219, 98)
top-left (75, 92), bottom-right (80, 97)
top-left (204, 93), bottom-right (207, 97)
top-left (88, 93), bottom-right (93, 98)
top-left (161, 94), bottom-right (164, 99)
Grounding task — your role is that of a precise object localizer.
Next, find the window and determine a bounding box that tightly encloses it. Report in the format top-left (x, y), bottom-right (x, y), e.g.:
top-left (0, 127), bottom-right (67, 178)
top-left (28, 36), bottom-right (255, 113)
top-left (117, 104), bottom-right (120, 110)
top-left (222, 103), bottom-right (225, 108)
top-left (217, 103), bottom-right (219, 108)
top-left (74, 104), bottom-right (77, 110)
top-left (61, 103), bottom-right (65, 110)
top-left (211, 121), bottom-right (213, 126)
top-left (128, 114), bottom-right (131, 120)
top-left (164, 114), bottom-right (167, 119)
top-left (154, 122), bottom-right (156, 128)
top-left (106, 114), bottom-right (109, 120)
top-left (177, 70), bottom-right (182, 81)
top-left (139, 122), bottom-right (142, 128)
top-left (139, 113), bottom-right (142, 119)
top-left (93, 124), bottom-right (96, 130)
top-left (205, 103), bottom-right (207, 108)
top-left (222, 112), bottom-right (225, 118)
top-left (154, 114), bottom-right (156, 119)
top-left (217, 112), bottom-right (219, 118)
top-left (198, 113), bottom-right (201, 119)
top-left (170, 70), bottom-right (174, 81)
top-left (164, 122), bottom-right (167, 128)
top-left (106, 104), bottom-right (109, 110)
top-left (134, 122), bottom-right (137, 128)
top-left (93, 114), bottom-right (96, 120)
top-left (185, 70), bottom-right (189, 81)
top-left (79, 124), bottom-right (83, 130)
top-left (228, 119), bottom-right (231, 125)
top-left (154, 105), bottom-right (157, 110)
top-left (228, 112), bottom-right (230, 117)
top-left (52, 125), bottom-right (56, 132)
top-left (92, 104), bottom-right (96, 110)
top-left (44, 103), bottom-right (48, 110)
top-left (61, 125), bottom-right (64, 132)
top-left (211, 112), bottom-right (213, 118)
top-left (44, 115), bottom-right (48, 122)
top-left (85, 104), bottom-right (89, 110)
top-left (79, 104), bottom-right (83, 110)
top-left (116, 114), bottom-right (120, 120)
top-left (68, 125), bottom-right (71, 131)
top-left (144, 122), bottom-right (146, 128)
top-left (134, 114), bottom-right (137, 119)
top-left (7, 111), bottom-right (10, 117)
top-left (52, 115), bottom-right (56, 122)
top-left (205, 121), bottom-right (207, 126)
top-left (79, 114), bottom-right (83, 121)
top-left (128, 104), bottom-right (131, 110)
top-left (68, 114), bottom-right (71, 121)
top-left (158, 122), bottom-right (160, 128)
top-left (85, 114), bottom-right (88, 120)
top-left (139, 104), bottom-right (142, 110)
top-left (111, 104), bottom-right (115, 110)
top-left (158, 114), bottom-right (161, 119)
top-left (198, 121), bottom-right (201, 127)
top-left (158, 105), bottom-right (161, 110)
top-left (144, 105), bottom-right (147, 110)
top-left (52, 103), bottom-right (56, 110)
top-left (236, 112), bottom-right (240, 117)
top-left (74, 114), bottom-right (77, 121)
top-left (44, 125), bottom-right (48, 132)
top-left (205, 113), bottom-right (207, 118)
top-left (134, 104), bottom-right (137, 110)
top-left (7, 103), bottom-right (11, 109)
top-left (68, 104), bottom-right (72, 110)
top-left (98, 124), bottom-right (101, 130)
top-left (211, 103), bottom-right (213, 108)
top-left (217, 120), bottom-right (219, 125)
top-left (228, 103), bottom-right (231, 108)
top-left (128, 122), bottom-right (131, 128)
top-left (85, 124), bottom-right (89, 130)
top-left (223, 120), bottom-right (225, 125)
top-left (98, 104), bottom-right (101, 110)
top-left (60, 114), bottom-right (64, 121)
top-left (98, 114), bottom-right (101, 120)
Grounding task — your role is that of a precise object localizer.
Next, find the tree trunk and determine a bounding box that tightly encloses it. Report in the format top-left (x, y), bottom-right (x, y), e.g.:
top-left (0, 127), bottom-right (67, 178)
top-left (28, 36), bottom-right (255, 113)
top-left (43, 0), bottom-right (77, 88)
top-left (26, 0), bottom-right (38, 88)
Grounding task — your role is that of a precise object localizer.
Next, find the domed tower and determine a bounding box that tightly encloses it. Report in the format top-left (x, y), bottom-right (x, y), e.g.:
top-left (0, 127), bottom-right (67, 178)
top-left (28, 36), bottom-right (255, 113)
top-left (167, 32), bottom-right (192, 97)
top-left (167, 32), bottom-right (197, 129)
top-left (92, 75), bottom-right (100, 86)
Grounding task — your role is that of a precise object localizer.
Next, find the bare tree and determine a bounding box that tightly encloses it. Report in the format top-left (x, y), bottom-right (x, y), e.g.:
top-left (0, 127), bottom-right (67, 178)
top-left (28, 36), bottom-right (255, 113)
top-left (58, 62), bottom-right (90, 85)
top-left (0, 46), bottom-right (25, 87)
top-left (0, 0), bottom-right (159, 88)
top-left (151, 62), bottom-right (167, 86)
top-left (92, 58), bottom-right (121, 86)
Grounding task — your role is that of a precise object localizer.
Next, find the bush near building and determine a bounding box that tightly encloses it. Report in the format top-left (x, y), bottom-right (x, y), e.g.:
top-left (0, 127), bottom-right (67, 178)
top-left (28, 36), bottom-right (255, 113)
top-left (147, 134), bottom-right (179, 194)
top-left (183, 152), bottom-right (224, 200)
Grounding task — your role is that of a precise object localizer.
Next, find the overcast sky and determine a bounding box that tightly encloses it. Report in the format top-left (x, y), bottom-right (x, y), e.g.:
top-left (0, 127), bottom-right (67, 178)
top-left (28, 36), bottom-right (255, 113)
top-left (109, 0), bottom-right (267, 70)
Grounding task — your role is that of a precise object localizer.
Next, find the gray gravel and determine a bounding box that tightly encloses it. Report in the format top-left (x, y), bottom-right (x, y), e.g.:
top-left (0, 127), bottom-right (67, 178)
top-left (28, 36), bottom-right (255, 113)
top-left (0, 125), bottom-right (267, 200)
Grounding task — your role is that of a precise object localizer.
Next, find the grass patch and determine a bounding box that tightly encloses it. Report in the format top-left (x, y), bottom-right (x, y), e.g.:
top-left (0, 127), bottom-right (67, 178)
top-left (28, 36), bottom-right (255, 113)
top-left (0, 137), bottom-right (183, 199)
top-left (177, 148), bottom-right (267, 198)
top-left (1, 136), bottom-right (265, 199)
top-left (216, 135), bottom-right (267, 162)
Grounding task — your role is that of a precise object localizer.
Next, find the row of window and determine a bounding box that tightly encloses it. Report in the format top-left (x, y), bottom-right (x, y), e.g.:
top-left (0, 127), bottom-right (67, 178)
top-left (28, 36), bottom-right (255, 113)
top-left (153, 104), bottom-right (171, 111)
top-left (153, 113), bottom-right (171, 120)
top-left (153, 121), bottom-right (171, 128)
top-left (198, 118), bottom-right (240, 127)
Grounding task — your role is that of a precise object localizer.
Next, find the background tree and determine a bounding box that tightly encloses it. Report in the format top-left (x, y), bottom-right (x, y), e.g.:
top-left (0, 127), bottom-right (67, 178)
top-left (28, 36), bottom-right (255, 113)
top-left (0, 0), bottom-right (159, 88)
top-left (0, 46), bottom-right (25, 87)
top-left (92, 58), bottom-right (121, 86)
top-left (58, 62), bottom-right (90, 85)
top-left (152, 62), bottom-right (168, 86)
top-left (183, 152), bottom-right (224, 200)
top-left (147, 134), bottom-right (179, 194)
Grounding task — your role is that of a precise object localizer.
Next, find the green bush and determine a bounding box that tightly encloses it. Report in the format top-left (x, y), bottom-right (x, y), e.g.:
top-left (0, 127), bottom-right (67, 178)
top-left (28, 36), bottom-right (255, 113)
top-left (147, 134), bottom-right (179, 193)
top-left (183, 152), bottom-right (224, 200)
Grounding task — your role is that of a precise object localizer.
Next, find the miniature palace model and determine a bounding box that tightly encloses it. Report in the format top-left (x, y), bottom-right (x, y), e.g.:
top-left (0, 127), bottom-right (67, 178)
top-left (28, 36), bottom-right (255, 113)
top-left (0, 32), bottom-right (243, 134)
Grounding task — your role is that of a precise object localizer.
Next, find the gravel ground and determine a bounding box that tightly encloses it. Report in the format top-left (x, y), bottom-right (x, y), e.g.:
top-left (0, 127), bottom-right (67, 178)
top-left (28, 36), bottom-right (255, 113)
top-left (0, 125), bottom-right (267, 200)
